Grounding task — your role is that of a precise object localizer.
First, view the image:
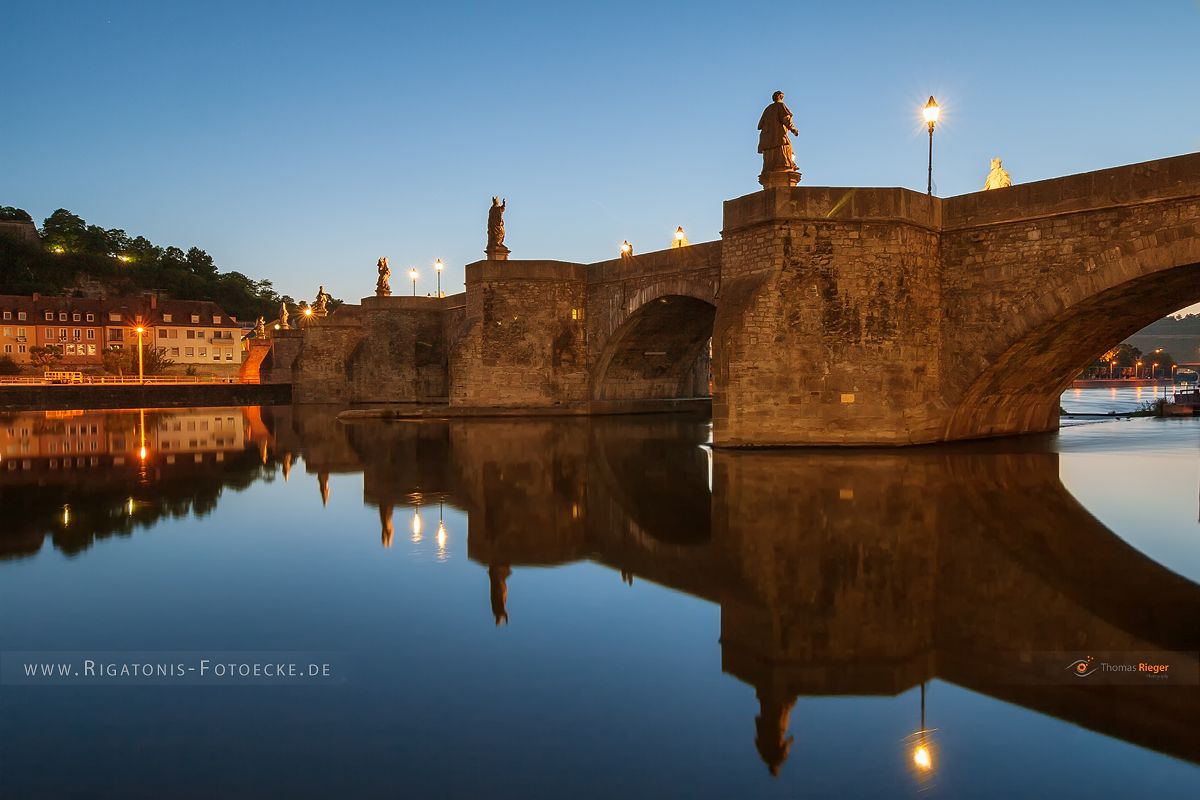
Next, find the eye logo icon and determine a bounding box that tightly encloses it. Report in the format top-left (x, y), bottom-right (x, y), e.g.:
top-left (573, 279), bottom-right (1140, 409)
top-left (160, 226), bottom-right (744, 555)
top-left (1066, 656), bottom-right (1096, 677)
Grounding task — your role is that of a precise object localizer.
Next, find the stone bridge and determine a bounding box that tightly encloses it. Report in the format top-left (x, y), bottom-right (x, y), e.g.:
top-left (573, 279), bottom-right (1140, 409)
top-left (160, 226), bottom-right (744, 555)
top-left (269, 152), bottom-right (1200, 446)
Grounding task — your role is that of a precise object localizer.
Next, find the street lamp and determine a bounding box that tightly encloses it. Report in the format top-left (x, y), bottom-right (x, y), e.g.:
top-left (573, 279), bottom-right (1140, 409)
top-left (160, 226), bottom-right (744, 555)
top-left (620, 240), bottom-right (633, 258)
top-left (672, 227), bottom-right (688, 248)
top-left (135, 325), bottom-right (145, 385)
top-left (434, 259), bottom-right (444, 297)
top-left (923, 96), bottom-right (940, 195)
top-left (409, 267), bottom-right (418, 296)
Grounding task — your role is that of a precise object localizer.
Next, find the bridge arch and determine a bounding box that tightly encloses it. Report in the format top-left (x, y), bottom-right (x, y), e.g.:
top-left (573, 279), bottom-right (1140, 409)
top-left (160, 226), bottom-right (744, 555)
top-left (944, 235), bottom-right (1200, 439)
top-left (589, 279), bottom-right (717, 402)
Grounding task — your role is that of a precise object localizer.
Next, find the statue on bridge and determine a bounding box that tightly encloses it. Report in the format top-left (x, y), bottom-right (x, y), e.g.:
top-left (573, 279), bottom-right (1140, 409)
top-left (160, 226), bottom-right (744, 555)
top-left (375, 257), bottom-right (392, 297)
top-left (983, 158), bottom-right (1013, 190)
top-left (253, 316), bottom-right (267, 339)
top-left (312, 285), bottom-right (331, 317)
top-left (486, 197), bottom-right (510, 261)
top-left (758, 90), bottom-right (801, 188)
top-left (279, 302), bottom-right (290, 330)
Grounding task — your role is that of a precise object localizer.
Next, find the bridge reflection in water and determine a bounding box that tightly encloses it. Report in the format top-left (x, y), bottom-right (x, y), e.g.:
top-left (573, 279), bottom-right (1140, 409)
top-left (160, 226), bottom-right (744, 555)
top-left (3, 405), bottom-right (1197, 776)
top-left (281, 407), bottom-right (1200, 773)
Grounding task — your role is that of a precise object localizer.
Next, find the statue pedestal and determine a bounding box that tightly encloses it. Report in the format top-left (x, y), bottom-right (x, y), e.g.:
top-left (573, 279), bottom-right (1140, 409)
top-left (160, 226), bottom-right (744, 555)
top-left (758, 170), bottom-right (802, 189)
top-left (485, 244), bottom-right (510, 262)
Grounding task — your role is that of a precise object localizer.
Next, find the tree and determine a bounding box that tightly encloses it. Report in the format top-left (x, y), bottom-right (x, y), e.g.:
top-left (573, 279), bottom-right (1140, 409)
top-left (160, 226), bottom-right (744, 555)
top-left (0, 355), bottom-right (20, 375)
top-left (29, 345), bottom-right (62, 370)
top-left (102, 345), bottom-right (176, 376)
top-left (0, 207), bottom-right (32, 222)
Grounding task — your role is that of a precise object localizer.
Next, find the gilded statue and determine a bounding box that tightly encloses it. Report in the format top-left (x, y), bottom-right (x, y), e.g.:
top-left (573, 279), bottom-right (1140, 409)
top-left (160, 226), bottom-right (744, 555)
top-left (376, 257), bottom-right (392, 297)
top-left (983, 158), bottom-right (1013, 190)
top-left (279, 302), bottom-right (289, 330)
top-left (758, 90), bottom-right (800, 181)
top-left (253, 316), bottom-right (266, 338)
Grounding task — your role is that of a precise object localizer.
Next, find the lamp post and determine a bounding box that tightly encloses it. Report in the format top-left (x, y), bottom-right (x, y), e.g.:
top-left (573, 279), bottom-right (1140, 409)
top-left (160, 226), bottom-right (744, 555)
top-left (434, 259), bottom-right (444, 297)
top-left (135, 325), bottom-right (145, 385)
top-left (409, 268), bottom-right (418, 296)
top-left (923, 96), bottom-right (940, 195)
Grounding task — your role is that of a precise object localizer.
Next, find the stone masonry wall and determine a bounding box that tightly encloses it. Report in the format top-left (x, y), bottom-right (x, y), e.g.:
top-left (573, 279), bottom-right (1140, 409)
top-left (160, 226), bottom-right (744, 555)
top-left (347, 296), bottom-right (449, 403)
top-left (450, 261), bottom-right (588, 407)
top-left (715, 187), bottom-right (944, 445)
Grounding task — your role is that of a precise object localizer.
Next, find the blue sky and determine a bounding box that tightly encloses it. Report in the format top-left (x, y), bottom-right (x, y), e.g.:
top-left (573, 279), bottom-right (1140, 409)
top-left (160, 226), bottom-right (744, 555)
top-left (4, 1), bottom-right (1199, 304)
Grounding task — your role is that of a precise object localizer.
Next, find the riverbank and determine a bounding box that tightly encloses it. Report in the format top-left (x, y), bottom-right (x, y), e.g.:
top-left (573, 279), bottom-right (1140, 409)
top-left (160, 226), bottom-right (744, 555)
top-left (1071, 378), bottom-right (1174, 388)
top-left (0, 382), bottom-right (291, 411)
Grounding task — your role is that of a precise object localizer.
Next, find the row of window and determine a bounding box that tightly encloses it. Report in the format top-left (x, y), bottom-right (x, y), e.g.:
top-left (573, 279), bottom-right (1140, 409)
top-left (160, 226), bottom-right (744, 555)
top-left (157, 329), bottom-right (235, 340)
top-left (164, 347), bottom-right (236, 360)
top-left (1, 311), bottom-right (28, 321)
top-left (2, 344), bottom-right (28, 354)
top-left (1, 310), bottom-right (228, 324)
top-left (2, 327), bottom-right (28, 337)
top-left (43, 328), bottom-right (97, 340)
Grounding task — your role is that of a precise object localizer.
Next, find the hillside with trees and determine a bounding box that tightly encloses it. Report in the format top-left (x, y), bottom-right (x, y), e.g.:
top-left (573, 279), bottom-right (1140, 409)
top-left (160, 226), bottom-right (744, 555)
top-left (0, 207), bottom-right (302, 322)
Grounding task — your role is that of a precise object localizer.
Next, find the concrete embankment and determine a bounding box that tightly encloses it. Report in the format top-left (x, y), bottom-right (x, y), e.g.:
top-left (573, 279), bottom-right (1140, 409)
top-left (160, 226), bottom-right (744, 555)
top-left (0, 383), bottom-right (291, 411)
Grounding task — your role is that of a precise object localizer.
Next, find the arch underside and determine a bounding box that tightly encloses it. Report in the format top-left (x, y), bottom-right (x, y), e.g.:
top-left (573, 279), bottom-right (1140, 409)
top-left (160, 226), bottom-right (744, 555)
top-left (592, 295), bottom-right (716, 402)
top-left (945, 260), bottom-right (1200, 439)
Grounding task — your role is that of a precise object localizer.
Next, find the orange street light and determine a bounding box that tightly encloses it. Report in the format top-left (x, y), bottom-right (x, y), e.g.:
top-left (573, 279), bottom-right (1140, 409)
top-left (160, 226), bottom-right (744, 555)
top-left (409, 267), bottom-right (419, 296)
top-left (620, 240), bottom-right (633, 257)
top-left (135, 325), bottom-right (146, 384)
top-left (434, 259), bottom-right (444, 297)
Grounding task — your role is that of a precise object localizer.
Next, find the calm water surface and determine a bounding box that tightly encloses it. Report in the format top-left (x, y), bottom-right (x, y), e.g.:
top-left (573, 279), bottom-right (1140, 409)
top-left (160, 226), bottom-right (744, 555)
top-left (1, 395), bottom-right (1198, 799)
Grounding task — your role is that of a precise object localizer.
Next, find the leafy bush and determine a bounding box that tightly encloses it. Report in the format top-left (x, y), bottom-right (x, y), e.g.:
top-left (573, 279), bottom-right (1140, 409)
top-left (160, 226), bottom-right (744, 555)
top-left (0, 355), bottom-right (21, 375)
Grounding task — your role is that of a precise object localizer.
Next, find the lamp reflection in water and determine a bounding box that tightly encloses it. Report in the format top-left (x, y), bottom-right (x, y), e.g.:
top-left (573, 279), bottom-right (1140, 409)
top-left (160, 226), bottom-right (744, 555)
top-left (411, 503), bottom-right (423, 544)
top-left (908, 681), bottom-right (937, 782)
top-left (435, 501), bottom-right (447, 562)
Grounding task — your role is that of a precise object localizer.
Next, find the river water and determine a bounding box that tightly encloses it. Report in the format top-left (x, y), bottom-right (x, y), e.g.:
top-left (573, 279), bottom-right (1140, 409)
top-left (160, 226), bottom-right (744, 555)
top-left (1, 390), bottom-right (1197, 798)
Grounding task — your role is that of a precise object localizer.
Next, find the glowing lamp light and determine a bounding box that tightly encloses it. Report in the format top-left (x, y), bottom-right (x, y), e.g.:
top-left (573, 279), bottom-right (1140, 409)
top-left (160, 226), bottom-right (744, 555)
top-left (674, 227), bottom-right (686, 242)
top-left (117, 255), bottom-right (132, 263)
top-left (913, 745), bottom-right (932, 771)
top-left (274, 323), bottom-right (280, 330)
top-left (62, 504), bottom-right (71, 526)
top-left (135, 325), bottom-right (145, 334)
top-left (434, 259), bottom-right (444, 272)
top-left (303, 307), bottom-right (313, 317)
top-left (51, 245), bottom-right (65, 254)
top-left (127, 497), bottom-right (135, 516)
top-left (409, 268), bottom-right (418, 280)
top-left (923, 96), bottom-right (940, 127)
top-left (138, 446), bottom-right (147, 460)
top-left (620, 240), bottom-right (632, 256)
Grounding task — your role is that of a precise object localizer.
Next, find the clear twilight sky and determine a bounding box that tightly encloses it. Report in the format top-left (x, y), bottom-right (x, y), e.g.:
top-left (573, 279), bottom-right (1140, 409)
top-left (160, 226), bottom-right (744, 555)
top-left (4, 1), bottom-right (1199, 306)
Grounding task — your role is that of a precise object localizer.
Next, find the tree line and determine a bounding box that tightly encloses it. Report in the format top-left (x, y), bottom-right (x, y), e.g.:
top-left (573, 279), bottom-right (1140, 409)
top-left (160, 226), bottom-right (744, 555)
top-left (0, 207), bottom-right (303, 322)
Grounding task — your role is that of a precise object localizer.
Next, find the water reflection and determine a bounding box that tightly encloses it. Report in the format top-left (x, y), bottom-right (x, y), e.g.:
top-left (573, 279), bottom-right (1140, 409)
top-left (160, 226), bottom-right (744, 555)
top-left (0, 407), bottom-right (282, 559)
top-left (2, 405), bottom-right (1198, 781)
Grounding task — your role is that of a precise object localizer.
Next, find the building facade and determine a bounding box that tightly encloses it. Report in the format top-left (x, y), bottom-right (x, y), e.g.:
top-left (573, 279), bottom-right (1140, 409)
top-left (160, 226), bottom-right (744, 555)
top-left (0, 293), bottom-right (243, 373)
top-left (0, 295), bottom-right (36, 365)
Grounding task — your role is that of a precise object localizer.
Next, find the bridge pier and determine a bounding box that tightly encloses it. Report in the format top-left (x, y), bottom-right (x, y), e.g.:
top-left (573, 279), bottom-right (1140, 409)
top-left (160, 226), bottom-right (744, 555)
top-left (714, 187), bottom-right (951, 445)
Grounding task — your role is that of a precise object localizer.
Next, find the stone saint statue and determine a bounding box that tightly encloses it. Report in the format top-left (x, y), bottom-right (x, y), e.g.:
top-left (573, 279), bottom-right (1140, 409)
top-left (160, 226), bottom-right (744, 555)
top-left (376, 257), bottom-right (392, 297)
top-left (486, 197), bottom-right (510, 260)
top-left (983, 158), bottom-right (1012, 190)
top-left (279, 302), bottom-right (290, 330)
top-left (758, 90), bottom-right (800, 186)
top-left (312, 285), bottom-right (330, 317)
top-left (254, 316), bottom-right (266, 338)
